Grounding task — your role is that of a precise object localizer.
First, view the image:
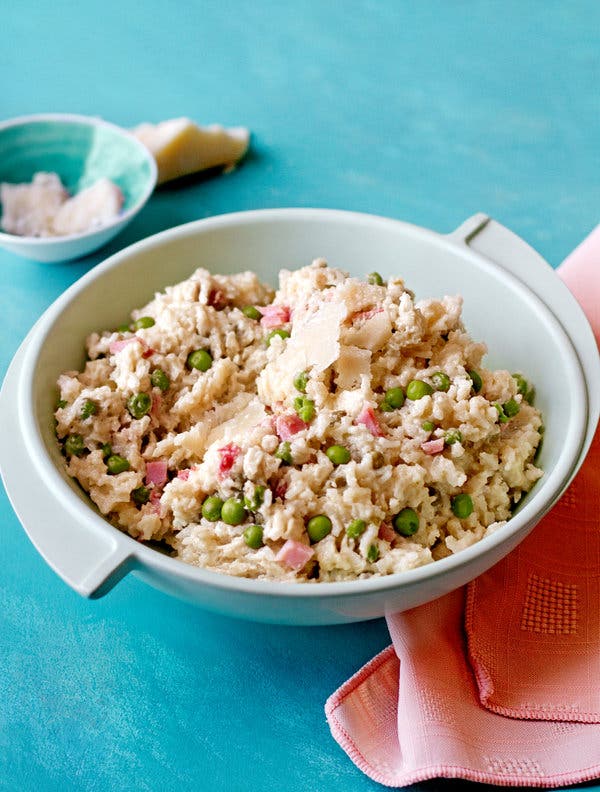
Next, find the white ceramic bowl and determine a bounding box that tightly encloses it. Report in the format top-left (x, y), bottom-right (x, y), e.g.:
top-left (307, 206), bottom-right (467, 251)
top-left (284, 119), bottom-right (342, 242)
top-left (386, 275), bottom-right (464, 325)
top-left (0, 113), bottom-right (157, 262)
top-left (1, 209), bottom-right (598, 624)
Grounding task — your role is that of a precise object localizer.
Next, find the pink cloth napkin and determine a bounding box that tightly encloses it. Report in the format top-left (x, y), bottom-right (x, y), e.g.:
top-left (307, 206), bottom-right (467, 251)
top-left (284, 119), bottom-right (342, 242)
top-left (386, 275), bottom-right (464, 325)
top-left (326, 227), bottom-right (600, 788)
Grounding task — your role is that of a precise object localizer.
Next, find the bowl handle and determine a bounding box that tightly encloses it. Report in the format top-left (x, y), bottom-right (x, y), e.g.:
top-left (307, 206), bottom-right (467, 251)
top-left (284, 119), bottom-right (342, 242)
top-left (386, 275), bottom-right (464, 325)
top-left (1, 338), bottom-right (133, 599)
top-left (446, 213), bottom-right (554, 278)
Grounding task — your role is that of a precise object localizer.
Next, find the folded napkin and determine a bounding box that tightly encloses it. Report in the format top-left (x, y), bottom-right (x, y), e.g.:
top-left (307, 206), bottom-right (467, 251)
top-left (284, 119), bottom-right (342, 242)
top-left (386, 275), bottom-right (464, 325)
top-left (326, 226), bottom-right (600, 788)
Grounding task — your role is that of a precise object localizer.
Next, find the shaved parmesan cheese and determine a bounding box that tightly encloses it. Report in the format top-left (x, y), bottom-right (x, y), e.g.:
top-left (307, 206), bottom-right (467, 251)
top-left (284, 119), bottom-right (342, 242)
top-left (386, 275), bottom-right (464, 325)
top-left (335, 345), bottom-right (371, 389)
top-left (291, 299), bottom-right (346, 372)
top-left (257, 343), bottom-right (307, 405)
top-left (131, 118), bottom-right (250, 184)
top-left (206, 396), bottom-right (267, 448)
top-left (257, 300), bottom-right (345, 404)
top-left (345, 310), bottom-right (392, 351)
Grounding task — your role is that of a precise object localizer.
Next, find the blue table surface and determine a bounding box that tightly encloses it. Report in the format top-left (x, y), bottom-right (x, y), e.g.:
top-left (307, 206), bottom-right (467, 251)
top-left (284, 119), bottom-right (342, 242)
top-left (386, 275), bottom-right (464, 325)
top-left (1, 3), bottom-right (599, 791)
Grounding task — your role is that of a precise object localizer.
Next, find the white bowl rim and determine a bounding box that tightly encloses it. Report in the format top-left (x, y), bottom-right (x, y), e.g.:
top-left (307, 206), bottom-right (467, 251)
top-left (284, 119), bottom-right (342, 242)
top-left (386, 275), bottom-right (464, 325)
top-left (0, 112), bottom-right (157, 245)
top-left (14, 208), bottom-right (594, 599)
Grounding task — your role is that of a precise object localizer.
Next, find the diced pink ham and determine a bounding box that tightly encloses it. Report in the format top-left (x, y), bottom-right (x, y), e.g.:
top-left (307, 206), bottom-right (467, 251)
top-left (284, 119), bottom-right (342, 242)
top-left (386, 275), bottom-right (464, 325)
top-left (275, 540), bottom-right (314, 571)
top-left (109, 335), bottom-right (149, 355)
top-left (177, 469), bottom-right (191, 481)
top-left (259, 304), bottom-right (291, 328)
top-left (350, 306), bottom-right (384, 323)
top-left (145, 460), bottom-right (168, 487)
top-left (218, 443), bottom-right (241, 478)
top-left (109, 337), bottom-right (140, 354)
top-left (142, 347), bottom-right (155, 359)
top-left (378, 522), bottom-right (396, 543)
top-left (355, 404), bottom-right (385, 437)
top-left (275, 413), bottom-right (307, 440)
top-left (421, 438), bottom-right (445, 455)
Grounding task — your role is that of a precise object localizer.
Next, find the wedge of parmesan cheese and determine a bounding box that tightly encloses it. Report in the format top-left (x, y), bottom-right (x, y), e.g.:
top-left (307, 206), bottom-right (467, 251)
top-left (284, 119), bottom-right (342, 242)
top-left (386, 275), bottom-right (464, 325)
top-left (206, 396), bottom-right (267, 449)
top-left (131, 118), bottom-right (250, 184)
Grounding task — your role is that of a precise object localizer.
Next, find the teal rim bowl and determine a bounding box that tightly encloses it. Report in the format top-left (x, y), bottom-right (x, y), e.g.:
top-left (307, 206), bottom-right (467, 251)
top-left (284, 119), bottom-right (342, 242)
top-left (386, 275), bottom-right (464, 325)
top-left (0, 113), bottom-right (157, 262)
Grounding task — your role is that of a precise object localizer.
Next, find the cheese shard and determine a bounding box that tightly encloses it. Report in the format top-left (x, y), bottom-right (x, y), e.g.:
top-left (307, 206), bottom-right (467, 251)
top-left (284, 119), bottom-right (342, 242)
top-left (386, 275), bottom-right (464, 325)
top-left (131, 118), bottom-right (250, 184)
top-left (0, 172), bottom-right (67, 236)
top-left (52, 178), bottom-right (124, 236)
top-left (292, 300), bottom-right (345, 373)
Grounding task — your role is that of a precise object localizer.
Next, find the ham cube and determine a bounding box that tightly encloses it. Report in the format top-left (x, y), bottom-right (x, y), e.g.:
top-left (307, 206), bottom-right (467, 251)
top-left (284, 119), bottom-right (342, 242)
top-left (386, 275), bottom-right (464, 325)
top-left (355, 404), bottom-right (385, 437)
top-left (275, 413), bottom-right (307, 440)
top-left (421, 438), bottom-right (445, 455)
top-left (259, 304), bottom-right (291, 328)
top-left (275, 540), bottom-right (314, 571)
top-left (218, 443), bottom-right (241, 478)
top-left (145, 460), bottom-right (168, 487)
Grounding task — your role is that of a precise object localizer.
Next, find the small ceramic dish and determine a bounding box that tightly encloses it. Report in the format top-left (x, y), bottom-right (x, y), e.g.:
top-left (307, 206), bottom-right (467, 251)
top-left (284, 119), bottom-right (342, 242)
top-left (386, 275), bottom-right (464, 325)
top-left (0, 209), bottom-right (598, 624)
top-left (0, 113), bottom-right (157, 262)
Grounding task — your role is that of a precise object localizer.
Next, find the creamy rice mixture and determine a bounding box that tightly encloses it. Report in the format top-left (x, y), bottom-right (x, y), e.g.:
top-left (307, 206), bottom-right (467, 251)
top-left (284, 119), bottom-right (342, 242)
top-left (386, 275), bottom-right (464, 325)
top-left (55, 260), bottom-right (543, 581)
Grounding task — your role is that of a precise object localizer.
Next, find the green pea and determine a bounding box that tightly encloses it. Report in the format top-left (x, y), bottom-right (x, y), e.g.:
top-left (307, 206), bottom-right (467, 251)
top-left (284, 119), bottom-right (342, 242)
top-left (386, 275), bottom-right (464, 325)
top-left (495, 403), bottom-right (509, 423)
top-left (294, 395), bottom-right (315, 423)
top-left (187, 349), bottom-right (213, 372)
top-left (202, 495), bottom-right (223, 521)
top-left (64, 434), bottom-right (85, 457)
top-left (266, 329), bottom-right (290, 346)
top-left (127, 392), bottom-right (152, 419)
top-left (431, 371), bottom-right (450, 392)
top-left (132, 316), bottom-right (155, 330)
top-left (525, 386), bottom-right (535, 406)
top-left (294, 371), bottom-right (309, 393)
top-left (451, 493), bottom-right (474, 519)
top-left (503, 398), bottom-right (520, 418)
top-left (80, 399), bottom-right (98, 420)
top-left (244, 484), bottom-right (266, 511)
top-left (514, 372), bottom-right (535, 405)
top-left (56, 399), bottom-right (68, 409)
top-left (444, 428), bottom-right (462, 445)
top-left (512, 373), bottom-right (528, 396)
top-left (242, 305), bottom-right (262, 320)
top-left (275, 441), bottom-right (293, 465)
top-left (101, 443), bottom-right (112, 459)
top-left (421, 420), bottom-right (435, 432)
top-left (106, 454), bottom-right (130, 475)
top-left (406, 380), bottom-right (434, 400)
top-left (367, 271), bottom-right (384, 286)
top-left (384, 387), bottom-right (405, 409)
top-left (379, 402), bottom-right (394, 412)
top-left (243, 524), bottom-right (264, 549)
top-left (346, 519), bottom-right (366, 539)
top-left (132, 485), bottom-right (151, 506)
top-left (326, 445), bottom-right (351, 465)
top-left (307, 515), bottom-right (332, 543)
top-left (393, 507), bottom-right (419, 536)
top-left (150, 369), bottom-right (170, 392)
top-left (468, 370), bottom-right (483, 393)
top-left (221, 498), bottom-right (246, 526)
top-left (116, 323), bottom-right (131, 333)
top-left (366, 543), bottom-right (380, 562)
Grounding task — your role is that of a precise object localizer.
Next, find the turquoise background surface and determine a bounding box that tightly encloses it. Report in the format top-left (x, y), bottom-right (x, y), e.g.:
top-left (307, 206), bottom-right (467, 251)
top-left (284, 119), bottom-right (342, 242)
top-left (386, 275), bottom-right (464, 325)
top-left (1, 2), bottom-right (599, 791)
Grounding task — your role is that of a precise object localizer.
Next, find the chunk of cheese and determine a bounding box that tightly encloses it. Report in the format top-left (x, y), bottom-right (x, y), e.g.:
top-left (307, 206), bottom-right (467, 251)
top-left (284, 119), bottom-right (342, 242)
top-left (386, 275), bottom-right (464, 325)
top-left (0, 172), bottom-right (67, 237)
top-left (52, 178), bottom-right (123, 236)
top-left (131, 118), bottom-right (250, 184)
